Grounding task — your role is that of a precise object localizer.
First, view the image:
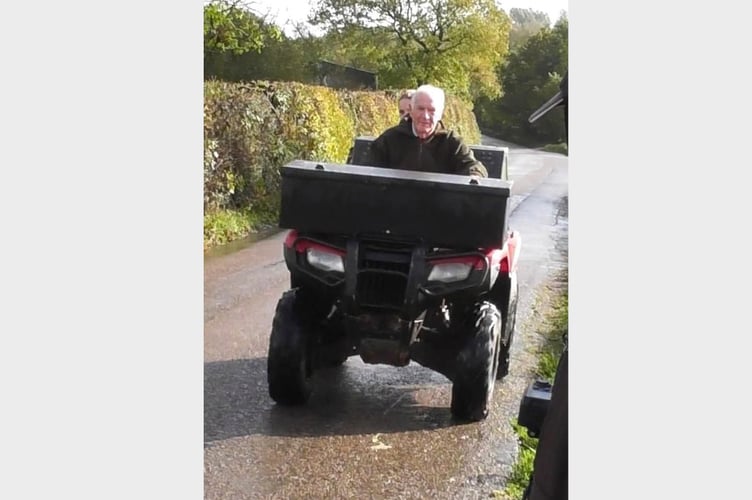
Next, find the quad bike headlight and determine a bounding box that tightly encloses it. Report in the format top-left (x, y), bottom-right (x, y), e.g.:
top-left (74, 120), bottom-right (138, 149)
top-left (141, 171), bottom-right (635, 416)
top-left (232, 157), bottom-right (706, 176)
top-left (306, 247), bottom-right (345, 273)
top-left (427, 262), bottom-right (474, 283)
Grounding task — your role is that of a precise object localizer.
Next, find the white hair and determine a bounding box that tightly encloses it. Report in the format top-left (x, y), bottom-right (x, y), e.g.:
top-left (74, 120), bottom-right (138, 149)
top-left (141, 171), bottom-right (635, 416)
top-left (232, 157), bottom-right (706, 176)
top-left (412, 84), bottom-right (446, 119)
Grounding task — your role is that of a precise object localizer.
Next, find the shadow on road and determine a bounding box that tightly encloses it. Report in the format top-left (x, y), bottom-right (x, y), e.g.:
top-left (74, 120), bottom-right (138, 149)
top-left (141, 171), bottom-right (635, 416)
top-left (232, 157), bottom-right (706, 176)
top-left (205, 357), bottom-right (465, 444)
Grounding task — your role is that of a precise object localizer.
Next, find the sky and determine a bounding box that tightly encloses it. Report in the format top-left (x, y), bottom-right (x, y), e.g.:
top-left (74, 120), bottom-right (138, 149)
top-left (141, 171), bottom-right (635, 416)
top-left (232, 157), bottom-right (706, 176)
top-left (252, 0), bottom-right (568, 36)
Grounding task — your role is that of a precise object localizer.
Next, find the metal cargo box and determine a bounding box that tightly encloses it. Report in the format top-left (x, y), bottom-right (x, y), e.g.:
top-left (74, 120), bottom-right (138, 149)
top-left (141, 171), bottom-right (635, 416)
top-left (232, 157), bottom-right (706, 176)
top-left (468, 144), bottom-right (509, 180)
top-left (278, 160), bottom-right (512, 249)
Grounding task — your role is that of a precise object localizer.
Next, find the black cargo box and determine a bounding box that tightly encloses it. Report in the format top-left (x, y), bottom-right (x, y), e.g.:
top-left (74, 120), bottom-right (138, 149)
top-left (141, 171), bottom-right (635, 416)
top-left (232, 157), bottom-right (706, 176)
top-left (278, 160), bottom-right (512, 249)
top-left (349, 136), bottom-right (509, 180)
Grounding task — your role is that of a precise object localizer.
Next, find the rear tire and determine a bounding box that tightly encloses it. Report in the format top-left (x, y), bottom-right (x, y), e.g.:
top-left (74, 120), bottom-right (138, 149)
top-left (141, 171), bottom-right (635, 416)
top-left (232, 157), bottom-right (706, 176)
top-left (496, 279), bottom-right (519, 380)
top-left (451, 302), bottom-right (501, 422)
top-left (267, 289), bottom-right (313, 405)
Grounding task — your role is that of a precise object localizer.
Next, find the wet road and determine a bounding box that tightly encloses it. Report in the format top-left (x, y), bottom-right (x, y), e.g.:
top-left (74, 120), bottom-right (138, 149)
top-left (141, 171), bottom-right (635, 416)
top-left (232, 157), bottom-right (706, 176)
top-left (204, 137), bottom-right (569, 499)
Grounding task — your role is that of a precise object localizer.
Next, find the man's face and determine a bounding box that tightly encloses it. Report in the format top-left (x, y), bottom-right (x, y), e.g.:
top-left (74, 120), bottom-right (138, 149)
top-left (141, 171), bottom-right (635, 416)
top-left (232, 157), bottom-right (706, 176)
top-left (398, 97), bottom-right (412, 120)
top-left (410, 93), bottom-right (441, 139)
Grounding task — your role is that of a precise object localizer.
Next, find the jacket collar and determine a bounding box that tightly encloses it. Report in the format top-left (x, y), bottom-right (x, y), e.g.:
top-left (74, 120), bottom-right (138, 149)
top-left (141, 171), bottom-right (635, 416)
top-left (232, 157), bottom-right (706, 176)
top-left (399, 118), bottom-right (447, 141)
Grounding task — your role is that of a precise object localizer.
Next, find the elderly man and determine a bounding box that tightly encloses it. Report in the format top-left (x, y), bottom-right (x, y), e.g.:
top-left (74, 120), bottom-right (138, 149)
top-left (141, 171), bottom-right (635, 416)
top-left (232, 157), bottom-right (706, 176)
top-left (367, 84), bottom-right (488, 177)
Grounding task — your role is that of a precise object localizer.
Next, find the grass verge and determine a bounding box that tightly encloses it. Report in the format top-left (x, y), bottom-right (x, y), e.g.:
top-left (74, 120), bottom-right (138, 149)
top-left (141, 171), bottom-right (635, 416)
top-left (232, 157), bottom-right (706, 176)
top-left (204, 208), bottom-right (277, 250)
top-left (541, 143), bottom-right (568, 155)
top-left (497, 275), bottom-right (568, 500)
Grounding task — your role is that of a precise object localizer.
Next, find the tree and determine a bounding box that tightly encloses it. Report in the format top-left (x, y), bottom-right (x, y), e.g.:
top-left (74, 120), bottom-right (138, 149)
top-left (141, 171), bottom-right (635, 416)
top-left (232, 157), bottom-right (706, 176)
top-left (204, 0), bottom-right (283, 80)
top-left (221, 33), bottom-right (327, 83)
top-left (309, 0), bottom-right (510, 100)
top-left (508, 7), bottom-right (551, 50)
top-left (204, 0), bottom-right (281, 56)
top-left (475, 17), bottom-right (567, 145)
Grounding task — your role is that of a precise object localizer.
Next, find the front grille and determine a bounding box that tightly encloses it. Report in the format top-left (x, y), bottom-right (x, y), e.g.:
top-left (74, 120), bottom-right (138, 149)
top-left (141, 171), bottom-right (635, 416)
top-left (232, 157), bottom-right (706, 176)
top-left (356, 241), bottom-right (411, 309)
top-left (362, 259), bottom-right (409, 272)
top-left (356, 271), bottom-right (407, 309)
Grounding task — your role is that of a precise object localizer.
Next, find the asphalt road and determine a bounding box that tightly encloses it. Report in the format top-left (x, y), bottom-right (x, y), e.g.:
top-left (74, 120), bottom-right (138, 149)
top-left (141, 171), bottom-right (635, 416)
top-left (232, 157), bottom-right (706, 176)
top-left (204, 137), bottom-right (569, 499)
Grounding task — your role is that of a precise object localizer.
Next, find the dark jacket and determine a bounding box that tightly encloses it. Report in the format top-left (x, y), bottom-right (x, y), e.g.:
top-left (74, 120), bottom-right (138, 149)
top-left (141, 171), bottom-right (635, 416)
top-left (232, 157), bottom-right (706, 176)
top-left (525, 347), bottom-right (568, 500)
top-left (367, 119), bottom-right (488, 177)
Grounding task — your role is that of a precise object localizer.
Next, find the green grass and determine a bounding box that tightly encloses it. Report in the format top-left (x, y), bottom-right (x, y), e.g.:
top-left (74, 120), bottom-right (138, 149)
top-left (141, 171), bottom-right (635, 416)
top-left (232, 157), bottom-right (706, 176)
top-left (204, 209), bottom-right (252, 249)
top-left (541, 142), bottom-right (568, 156)
top-left (204, 208), bottom-right (278, 250)
top-left (501, 282), bottom-right (568, 499)
top-left (536, 291), bottom-right (568, 382)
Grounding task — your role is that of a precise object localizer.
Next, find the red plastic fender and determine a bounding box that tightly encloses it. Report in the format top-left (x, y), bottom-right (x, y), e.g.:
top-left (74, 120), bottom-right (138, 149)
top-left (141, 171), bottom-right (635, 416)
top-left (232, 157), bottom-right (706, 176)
top-left (506, 230), bottom-right (521, 273)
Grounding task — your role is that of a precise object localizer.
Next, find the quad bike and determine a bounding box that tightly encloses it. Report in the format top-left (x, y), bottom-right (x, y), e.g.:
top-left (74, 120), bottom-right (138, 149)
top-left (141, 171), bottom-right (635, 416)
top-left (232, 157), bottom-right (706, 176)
top-left (266, 144), bottom-right (521, 422)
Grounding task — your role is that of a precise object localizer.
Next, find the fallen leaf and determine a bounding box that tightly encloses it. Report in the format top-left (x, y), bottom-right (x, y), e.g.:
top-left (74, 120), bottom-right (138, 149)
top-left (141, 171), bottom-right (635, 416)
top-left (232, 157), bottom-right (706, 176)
top-left (369, 433), bottom-right (392, 450)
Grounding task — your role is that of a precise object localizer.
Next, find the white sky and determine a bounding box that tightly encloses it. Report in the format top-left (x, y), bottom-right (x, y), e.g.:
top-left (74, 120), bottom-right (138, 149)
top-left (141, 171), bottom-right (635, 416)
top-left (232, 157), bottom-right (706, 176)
top-left (252, 0), bottom-right (568, 35)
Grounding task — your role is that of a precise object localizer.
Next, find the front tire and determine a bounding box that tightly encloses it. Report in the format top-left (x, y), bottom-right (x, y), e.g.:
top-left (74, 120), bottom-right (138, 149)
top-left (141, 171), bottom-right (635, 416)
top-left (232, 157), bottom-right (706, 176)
top-left (451, 302), bottom-right (501, 422)
top-left (267, 289), bottom-right (313, 405)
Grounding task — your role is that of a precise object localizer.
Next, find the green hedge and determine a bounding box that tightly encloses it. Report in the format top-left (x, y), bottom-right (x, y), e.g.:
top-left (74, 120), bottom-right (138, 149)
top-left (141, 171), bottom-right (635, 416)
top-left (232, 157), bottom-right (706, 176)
top-left (204, 80), bottom-right (482, 249)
